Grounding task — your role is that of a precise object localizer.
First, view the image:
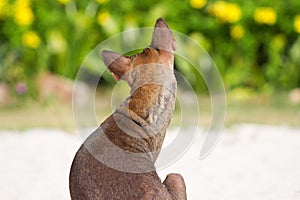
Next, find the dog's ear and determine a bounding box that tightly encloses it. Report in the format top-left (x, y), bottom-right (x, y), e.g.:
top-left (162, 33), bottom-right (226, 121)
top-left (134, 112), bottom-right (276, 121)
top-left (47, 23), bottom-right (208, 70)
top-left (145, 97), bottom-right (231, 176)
top-left (102, 50), bottom-right (131, 81)
top-left (150, 18), bottom-right (176, 53)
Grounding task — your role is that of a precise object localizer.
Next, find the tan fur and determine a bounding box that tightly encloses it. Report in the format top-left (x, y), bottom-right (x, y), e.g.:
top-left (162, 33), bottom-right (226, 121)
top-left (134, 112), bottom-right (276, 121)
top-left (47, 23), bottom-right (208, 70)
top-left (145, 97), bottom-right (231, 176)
top-left (69, 18), bottom-right (186, 200)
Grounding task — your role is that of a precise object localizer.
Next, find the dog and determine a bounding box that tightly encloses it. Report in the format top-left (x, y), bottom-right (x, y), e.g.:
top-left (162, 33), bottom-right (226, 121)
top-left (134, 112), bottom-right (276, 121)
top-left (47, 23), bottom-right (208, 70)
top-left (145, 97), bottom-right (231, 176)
top-left (69, 18), bottom-right (187, 200)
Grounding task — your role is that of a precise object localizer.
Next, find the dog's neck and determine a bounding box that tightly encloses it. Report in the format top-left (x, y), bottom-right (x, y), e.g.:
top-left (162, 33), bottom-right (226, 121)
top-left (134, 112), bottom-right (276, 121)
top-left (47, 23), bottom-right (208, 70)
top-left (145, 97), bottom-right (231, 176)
top-left (91, 64), bottom-right (177, 171)
top-left (117, 65), bottom-right (177, 135)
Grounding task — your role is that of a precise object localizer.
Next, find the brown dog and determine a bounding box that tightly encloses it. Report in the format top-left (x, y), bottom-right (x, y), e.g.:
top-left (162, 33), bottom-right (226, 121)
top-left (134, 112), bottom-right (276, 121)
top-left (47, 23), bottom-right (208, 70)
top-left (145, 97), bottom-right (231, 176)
top-left (69, 18), bottom-right (187, 200)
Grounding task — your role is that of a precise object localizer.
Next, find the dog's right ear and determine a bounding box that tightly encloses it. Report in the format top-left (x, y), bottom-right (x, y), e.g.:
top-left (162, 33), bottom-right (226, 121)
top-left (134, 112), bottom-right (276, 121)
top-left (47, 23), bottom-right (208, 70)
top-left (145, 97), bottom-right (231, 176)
top-left (102, 50), bottom-right (131, 81)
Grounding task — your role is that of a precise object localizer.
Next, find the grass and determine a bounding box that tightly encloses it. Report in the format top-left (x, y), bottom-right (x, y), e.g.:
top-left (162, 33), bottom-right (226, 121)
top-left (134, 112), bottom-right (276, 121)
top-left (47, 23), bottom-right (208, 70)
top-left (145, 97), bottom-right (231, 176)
top-left (0, 90), bottom-right (299, 132)
top-left (226, 92), bottom-right (300, 127)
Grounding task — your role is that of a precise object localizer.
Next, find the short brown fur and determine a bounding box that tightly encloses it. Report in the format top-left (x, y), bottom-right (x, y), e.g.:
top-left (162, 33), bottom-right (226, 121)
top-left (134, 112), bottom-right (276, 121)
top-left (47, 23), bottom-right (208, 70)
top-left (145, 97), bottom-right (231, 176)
top-left (69, 18), bottom-right (187, 200)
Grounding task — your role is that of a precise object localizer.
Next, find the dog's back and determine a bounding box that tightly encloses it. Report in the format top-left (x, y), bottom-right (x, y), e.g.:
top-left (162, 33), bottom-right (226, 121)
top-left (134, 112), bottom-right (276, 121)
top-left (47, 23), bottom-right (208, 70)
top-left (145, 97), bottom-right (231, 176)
top-left (69, 18), bottom-right (187, 200)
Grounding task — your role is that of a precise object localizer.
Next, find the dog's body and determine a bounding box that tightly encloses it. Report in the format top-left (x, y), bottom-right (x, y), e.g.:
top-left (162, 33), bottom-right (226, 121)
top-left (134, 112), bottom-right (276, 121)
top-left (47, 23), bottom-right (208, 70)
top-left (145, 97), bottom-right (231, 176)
top-left (69, 18), bottom-right (186, 200)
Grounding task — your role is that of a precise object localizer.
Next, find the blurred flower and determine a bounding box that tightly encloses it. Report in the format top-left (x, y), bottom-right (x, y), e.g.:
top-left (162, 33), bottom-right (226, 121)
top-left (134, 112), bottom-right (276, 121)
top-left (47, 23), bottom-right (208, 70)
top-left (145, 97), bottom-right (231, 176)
top-left (15, 0), bottom-right (31, 7)
top-left (190, 0), bottom-right (206, 9)
top-left (294, 15), bottom-right (300, 34)
top-left (15, 82), bottom-right (27, 95)
top-left (209, 1), bottom-right (242, 23)
top-left (96, 0), bottom-right (109, 4)
top-left (22, 31), bottom-right (41, 49)
top-left (254, 7), bottom-right (277, 25)
top-left (97, 10), bottom-right (110, 26)
top-left (47, 30), bottom-right (67, 53)
top-left (14, 0), bottom-right (34, 26)
top-left (0, 0), bottom-right (8, 17)
top-left (57, 0), bottom-right (70, 4)
top-left (14, 8), bottom-right (34, 26)
top-left (230, 25), bottom-right (245, 40)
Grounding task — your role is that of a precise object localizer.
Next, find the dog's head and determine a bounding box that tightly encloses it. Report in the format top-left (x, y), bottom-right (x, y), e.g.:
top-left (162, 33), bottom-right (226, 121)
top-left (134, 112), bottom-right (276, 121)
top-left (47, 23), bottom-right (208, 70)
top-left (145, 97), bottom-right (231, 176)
top-left (101, 18), bottom-right (176, 86)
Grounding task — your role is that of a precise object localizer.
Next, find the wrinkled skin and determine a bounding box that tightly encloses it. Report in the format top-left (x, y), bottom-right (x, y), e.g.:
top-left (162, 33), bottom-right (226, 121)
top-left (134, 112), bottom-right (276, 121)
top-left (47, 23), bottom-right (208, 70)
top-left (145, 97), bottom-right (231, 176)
top-left (69, 18), bottom-right (187, 200)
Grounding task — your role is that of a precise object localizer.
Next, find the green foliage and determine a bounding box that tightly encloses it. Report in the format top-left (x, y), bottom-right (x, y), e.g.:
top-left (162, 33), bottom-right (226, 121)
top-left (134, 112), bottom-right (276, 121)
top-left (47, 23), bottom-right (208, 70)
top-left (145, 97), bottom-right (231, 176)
top-left (0, 0), bottom-right (300, 96)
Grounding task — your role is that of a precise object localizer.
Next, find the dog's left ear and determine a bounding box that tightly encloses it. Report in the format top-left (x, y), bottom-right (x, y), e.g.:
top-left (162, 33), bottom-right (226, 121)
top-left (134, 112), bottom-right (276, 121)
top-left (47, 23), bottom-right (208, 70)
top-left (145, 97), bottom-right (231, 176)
top-left (150, 18), bottom-right (176, 53)
top-left (102, 50), bottom-right (131, 81)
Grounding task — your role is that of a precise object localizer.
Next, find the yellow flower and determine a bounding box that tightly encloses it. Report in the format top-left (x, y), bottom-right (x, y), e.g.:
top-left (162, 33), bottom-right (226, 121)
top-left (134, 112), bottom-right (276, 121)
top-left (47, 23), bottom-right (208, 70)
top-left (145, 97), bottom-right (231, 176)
top-left (14, 7), bottom-right (34, 26)
top-left (15, 0), bottom-right (31, 7)
top-left (97, 11), bottom-right (110, 26)
top-left (96, 0), bottom-right (109, 4)
top-left (225, 3), bottom-right (242, 23)
top-left (0, 0), bottom-right (7, 17)
top-left (22, 31), bottom-right (41, 48)
top-left (230, 25), bottom-right (245, 40)
top-left (57, 0), bottom-right (70, 4)
top-left (209, 1), bottom-right (242, 23)
top-left (190, 0), bottom-right (206, 9)
top-left (13, 0), bottom-right (34, 26)
top-left (254, 7), bottom-right (277, 25)
top-left (294, 15), bottom-right (300, 34)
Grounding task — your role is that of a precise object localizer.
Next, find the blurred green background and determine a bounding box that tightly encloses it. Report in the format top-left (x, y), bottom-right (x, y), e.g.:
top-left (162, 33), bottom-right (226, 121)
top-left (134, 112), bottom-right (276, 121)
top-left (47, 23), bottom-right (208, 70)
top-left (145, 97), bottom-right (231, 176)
top-left (0, 0), bottom-right (299, 129)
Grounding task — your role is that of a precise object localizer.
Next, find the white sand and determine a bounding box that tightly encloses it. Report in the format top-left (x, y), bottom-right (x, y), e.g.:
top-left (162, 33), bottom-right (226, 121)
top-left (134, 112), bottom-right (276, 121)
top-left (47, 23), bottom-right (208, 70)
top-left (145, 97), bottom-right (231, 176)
top-left (0, 124), bottom-right (299, 199)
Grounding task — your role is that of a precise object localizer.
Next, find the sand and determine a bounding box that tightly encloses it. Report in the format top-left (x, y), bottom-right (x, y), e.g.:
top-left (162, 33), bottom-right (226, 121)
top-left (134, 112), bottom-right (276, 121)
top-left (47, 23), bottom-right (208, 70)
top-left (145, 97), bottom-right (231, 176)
top-left (0, 124), bottom-right (299, 199)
